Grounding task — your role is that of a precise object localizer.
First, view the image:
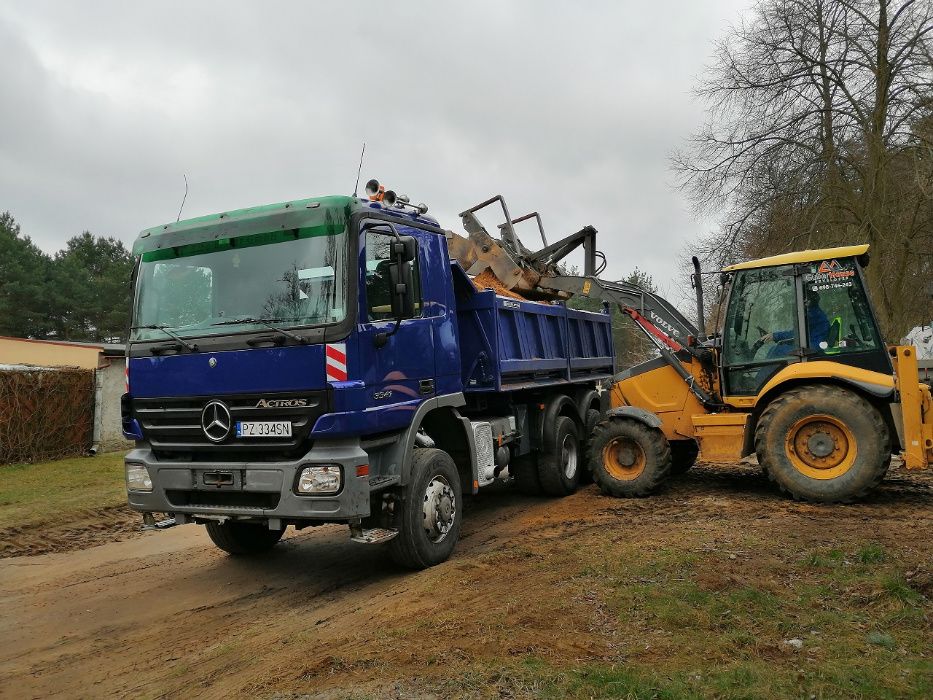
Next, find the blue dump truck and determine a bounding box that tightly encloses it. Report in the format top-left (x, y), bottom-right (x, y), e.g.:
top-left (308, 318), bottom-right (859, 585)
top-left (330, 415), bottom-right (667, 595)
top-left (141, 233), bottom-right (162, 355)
top-left (123, 185), bottom-right (613, 567)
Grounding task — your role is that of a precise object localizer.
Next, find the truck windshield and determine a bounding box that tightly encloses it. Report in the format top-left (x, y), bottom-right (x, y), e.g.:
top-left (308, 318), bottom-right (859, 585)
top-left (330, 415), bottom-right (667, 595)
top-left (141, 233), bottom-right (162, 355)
top-left (131, 226), bottom-right (348, 341)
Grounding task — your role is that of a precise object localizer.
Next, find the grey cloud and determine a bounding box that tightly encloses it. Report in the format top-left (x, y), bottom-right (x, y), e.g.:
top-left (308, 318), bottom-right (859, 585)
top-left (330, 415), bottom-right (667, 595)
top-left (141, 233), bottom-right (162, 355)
top-left (0, 0), bottom-right (750, 285)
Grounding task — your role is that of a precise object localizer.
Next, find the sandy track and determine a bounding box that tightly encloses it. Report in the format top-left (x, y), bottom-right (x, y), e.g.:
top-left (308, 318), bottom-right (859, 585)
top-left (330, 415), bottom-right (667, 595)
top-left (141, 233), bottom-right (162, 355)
top-left (1, 463), bottom-right (930, 699)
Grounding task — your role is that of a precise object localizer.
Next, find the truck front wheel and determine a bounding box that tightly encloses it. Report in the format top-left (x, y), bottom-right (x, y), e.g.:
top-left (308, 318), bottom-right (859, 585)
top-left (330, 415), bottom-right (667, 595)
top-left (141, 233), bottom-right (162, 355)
top-left (389, 448), bottom-right (462, 569)
top-left (205, 520), bottom-right (285, 555)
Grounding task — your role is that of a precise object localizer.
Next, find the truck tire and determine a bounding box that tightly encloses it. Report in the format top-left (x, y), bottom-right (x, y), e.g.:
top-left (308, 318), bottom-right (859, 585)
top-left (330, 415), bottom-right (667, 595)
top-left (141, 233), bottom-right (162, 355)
top-left (670, 440), bottom-right (699, 476)
top-left (579, 408), bottom-right (603, 484)
top-left (755, 384), bottom-right (890, 503)
top-left (389, 448), bottom-right (462, 569)
top-left (205, 521), bottom-right (285, 555)
top-left (589, 417), bottom-right (671, 497)
top-left (537, 415), bottom-right (581, 496)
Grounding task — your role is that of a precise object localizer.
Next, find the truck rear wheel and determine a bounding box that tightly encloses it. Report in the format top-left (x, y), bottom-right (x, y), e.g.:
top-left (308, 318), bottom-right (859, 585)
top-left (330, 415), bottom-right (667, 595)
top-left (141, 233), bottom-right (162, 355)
top-left (579, 408), bottom-right (603, 483)
top-left (205, 520), bottom-right (285, 555)
top-left (537, 415), bottom-right (581, 496)
top-left (670, 440), bottom-right (699, 476)
top-left (589, 417), bottom-right (671, 497)
top-left (755, 385), bottom-right (890, 502)
top-left (389, 448), bottom-right (462, 569)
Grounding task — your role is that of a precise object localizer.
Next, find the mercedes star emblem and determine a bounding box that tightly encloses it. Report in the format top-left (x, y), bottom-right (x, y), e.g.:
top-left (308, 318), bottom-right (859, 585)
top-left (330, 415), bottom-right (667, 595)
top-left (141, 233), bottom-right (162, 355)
top-left (208, 357), bottom-right (217, 368)
top-left (201, 400), bottom-right (232, 442)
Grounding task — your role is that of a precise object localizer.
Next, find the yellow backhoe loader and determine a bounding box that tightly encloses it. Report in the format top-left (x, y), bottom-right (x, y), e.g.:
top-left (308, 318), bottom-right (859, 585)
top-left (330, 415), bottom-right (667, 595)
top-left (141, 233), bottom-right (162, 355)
top-left (448, 198), bottom-right (932, 502)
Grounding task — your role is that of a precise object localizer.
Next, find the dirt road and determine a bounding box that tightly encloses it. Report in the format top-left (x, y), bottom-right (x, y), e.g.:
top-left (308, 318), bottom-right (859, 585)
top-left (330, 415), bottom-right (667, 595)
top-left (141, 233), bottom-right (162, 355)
top-left (1, 463), bottom-right (931, 699)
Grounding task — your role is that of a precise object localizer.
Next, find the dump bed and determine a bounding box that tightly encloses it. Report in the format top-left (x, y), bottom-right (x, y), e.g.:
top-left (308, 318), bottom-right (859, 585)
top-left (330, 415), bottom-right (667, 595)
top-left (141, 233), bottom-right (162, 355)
top-left (452, 264), bottom-right (614, 392)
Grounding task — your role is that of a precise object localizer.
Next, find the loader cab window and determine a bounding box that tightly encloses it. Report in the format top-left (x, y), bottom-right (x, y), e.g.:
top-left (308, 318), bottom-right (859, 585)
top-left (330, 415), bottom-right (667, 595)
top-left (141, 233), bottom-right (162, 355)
top-left (800, 258), bottom-right (882, 356)
top-left (365, 229), bottom-right (422, 321)
top-left (722, 265), bottom-right (798, 395)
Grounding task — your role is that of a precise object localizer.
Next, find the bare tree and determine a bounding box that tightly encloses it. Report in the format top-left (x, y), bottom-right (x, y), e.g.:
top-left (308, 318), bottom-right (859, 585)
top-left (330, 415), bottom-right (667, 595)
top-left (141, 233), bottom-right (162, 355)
top-left (676, 0), bottom-right (933, 337)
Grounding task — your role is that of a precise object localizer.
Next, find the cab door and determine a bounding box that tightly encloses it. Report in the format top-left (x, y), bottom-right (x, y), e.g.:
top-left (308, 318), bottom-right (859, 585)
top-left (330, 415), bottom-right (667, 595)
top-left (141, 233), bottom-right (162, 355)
top-left (356, 221), bottom-right (435, 433)
top-left (721, 264), bottom-right (800, 396)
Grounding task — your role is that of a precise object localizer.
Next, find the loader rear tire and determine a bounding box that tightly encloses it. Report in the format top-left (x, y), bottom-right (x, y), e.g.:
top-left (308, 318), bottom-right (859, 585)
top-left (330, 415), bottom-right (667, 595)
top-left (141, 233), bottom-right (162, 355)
top-left (589, 417), bottom-right (671, 497)
top-left (755, 384), bottom-right (890, 503)
top-left (670, 440), bottom-right (699, 476)
top-left (537, 416), bottom-right (581, 496)
top-left (205, 521), bottom-right (284, 555)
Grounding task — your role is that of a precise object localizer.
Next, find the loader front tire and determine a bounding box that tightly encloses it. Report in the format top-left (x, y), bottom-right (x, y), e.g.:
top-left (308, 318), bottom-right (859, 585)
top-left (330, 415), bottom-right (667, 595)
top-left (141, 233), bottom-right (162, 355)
top-left (589, 417), bottom-right (671, 497)
top-left (755, 385), bottom-right (890, 503)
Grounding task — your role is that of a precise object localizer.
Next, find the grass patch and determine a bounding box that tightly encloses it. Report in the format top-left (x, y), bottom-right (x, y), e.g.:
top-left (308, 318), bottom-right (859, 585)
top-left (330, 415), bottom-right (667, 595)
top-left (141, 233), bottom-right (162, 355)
top-left (544, 533), bottom-right (933, 700)
top-left (858, 543), bottom-right (886, 564)
top-left (0, 451), bottom-right (127, 530)
top-left (437, 653), bottom-right (933, 700)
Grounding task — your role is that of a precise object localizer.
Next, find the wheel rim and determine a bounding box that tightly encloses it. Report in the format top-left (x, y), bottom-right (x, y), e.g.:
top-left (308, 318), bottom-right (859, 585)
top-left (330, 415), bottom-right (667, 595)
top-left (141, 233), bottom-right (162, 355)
top-left (561, 433), bottom-right (579, 479)
top-left (784, 413), bottom-right (857, 479)
top-left (602, 437), bottom-right (646, 481)
top-left (422, 475), bottom-right (456, 543)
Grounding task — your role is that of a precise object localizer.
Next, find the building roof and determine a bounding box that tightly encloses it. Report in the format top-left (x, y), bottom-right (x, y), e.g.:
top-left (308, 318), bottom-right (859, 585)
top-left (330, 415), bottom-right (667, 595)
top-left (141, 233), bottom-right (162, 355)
top-left (0, 336), bottom-right (124, 355)
top-left (722, 244), bottom-right (870, 272)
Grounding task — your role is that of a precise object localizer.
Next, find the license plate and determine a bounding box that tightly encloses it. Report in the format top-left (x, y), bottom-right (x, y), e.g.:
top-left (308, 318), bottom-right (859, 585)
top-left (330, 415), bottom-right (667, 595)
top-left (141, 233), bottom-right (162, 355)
top-left (236, 421), bottom-right (292, 437)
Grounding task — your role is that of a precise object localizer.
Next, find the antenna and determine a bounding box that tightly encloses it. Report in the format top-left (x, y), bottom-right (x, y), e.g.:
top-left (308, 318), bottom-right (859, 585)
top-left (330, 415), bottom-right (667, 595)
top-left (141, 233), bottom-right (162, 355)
top-left (176, 173), bottom-right (188, 222)
top-left (352, 142), bottom-right (366, 197)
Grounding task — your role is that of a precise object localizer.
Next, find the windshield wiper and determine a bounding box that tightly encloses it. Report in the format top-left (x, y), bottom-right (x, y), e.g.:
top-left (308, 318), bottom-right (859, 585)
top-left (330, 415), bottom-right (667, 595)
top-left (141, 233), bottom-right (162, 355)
top-left (211, 317), bottom-right (308, 344)
top-left (131, 324), bottom-right (199, 352)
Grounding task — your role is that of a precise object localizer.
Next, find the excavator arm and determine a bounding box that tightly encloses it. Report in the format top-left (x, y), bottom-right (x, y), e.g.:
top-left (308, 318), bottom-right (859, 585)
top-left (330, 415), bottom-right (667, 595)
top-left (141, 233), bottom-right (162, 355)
top-left (535, 274), bottom-right (698, 349)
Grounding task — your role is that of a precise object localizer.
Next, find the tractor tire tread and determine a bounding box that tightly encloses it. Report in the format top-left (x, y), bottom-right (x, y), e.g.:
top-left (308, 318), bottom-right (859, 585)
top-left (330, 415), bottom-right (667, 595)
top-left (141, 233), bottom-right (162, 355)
top-left (589, 417), bottom-right (671, 497)
top-left (755, 384), bottom-right (890, 503)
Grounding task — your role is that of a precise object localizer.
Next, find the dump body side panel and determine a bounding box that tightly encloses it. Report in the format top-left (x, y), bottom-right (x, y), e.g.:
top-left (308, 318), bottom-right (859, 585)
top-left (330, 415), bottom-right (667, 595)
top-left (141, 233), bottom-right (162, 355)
top-left (453, 264), bottom-right (614, 393)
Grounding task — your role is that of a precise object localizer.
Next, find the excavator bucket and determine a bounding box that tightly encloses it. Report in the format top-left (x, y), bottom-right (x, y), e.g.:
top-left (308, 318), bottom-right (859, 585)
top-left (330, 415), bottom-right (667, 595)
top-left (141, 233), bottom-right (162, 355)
top-left (447, 194), bottom-right (599, 300)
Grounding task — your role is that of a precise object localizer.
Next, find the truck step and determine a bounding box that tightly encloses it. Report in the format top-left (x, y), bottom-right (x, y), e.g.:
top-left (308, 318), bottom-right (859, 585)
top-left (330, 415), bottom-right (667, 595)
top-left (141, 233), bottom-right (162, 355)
top-left (141, 513), bottom-right (177, 531)
top-left (350, 528), bottom-right (399, 545)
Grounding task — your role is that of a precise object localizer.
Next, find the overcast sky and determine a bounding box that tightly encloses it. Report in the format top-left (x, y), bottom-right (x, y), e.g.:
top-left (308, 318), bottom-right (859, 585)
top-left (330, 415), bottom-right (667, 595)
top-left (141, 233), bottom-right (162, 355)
top-left (1, 1), bottom-right (750, 297)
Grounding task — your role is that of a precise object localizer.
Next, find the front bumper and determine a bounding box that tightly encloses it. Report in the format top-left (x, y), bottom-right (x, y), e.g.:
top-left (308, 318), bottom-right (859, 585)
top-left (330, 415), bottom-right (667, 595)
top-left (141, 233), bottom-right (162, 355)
top-left (125, 439), bottom-right (372, 522)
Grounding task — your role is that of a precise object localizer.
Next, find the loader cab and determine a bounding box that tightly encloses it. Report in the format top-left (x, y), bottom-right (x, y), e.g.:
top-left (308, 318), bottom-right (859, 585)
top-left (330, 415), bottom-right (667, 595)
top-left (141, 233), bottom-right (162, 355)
top-left (719, 246), bottom-right (890, 396)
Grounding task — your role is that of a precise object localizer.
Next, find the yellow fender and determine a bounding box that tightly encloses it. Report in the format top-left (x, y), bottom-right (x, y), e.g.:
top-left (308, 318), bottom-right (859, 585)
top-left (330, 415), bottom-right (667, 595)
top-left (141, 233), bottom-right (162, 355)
top-left (724, 361), bottom-right (894, 410)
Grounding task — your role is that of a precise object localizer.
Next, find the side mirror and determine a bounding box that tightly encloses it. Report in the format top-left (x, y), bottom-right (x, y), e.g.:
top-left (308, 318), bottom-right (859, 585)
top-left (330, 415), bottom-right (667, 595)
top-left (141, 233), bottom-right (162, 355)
top-left (388, 259), bottom-right (415, 319)
top-left (393, 235), bottom-right (417, 263)
top-left (372, 229), bottom-right (418, 348)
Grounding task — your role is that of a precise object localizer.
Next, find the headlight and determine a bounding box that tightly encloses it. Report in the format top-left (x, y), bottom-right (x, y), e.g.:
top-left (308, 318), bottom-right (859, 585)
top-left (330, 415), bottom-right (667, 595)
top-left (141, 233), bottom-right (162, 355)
top-left (126, 463), bottom-right (153, 492)
top-left (297, 465), bottom-right (341, 494)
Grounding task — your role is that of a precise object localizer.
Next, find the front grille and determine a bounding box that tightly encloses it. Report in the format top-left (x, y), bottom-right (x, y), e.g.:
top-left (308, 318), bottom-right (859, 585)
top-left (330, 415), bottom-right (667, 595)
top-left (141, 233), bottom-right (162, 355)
top-left (133, 390), bottom-right (330, 459)
top-left (166, 490), bottom-right (280, 510)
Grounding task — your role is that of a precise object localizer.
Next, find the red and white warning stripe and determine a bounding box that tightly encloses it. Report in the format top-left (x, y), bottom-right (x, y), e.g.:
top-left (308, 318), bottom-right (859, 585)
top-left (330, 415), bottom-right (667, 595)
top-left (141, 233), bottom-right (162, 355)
top-left (325, 342), bottom-right (348, 382)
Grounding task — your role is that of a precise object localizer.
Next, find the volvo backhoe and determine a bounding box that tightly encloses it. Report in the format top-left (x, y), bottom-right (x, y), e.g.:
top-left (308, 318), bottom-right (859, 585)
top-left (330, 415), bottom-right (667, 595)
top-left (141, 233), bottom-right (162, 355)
top-left (447, 198), bottom-right (932, 502)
